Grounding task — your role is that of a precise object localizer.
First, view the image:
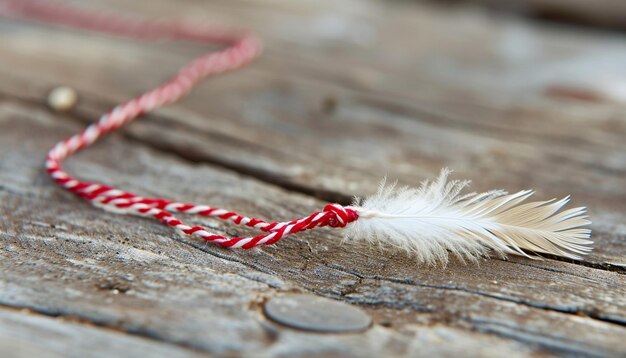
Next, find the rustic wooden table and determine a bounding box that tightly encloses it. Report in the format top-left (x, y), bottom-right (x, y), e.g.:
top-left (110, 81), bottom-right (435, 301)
top-left (1, 0), bottom-right (625, 356)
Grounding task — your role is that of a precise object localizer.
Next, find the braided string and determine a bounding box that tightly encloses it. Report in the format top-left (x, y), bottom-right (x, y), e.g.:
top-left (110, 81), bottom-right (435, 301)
top-left (2, 0), bottom-right (359, 248)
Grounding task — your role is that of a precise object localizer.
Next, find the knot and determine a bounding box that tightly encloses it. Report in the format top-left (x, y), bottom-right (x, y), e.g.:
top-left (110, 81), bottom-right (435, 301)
top-left (323, 204), bottom-right (359, 228)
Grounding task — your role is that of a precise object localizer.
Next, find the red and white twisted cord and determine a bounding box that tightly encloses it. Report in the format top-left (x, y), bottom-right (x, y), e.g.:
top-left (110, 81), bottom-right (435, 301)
top-left (1, 0), bottom-right (359, 249)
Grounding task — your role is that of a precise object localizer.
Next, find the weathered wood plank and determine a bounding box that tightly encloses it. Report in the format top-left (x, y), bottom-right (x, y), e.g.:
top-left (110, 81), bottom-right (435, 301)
top-left (1, 99), bottom-right (625, 356)
top-left (1, 0), bottom-right (625, 356)
top-left (0, 0), bottom-right (624, 267)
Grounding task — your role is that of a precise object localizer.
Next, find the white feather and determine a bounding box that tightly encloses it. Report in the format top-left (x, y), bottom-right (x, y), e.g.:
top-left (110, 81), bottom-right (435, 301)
top-left (345, 169), bottom-right (592, 265)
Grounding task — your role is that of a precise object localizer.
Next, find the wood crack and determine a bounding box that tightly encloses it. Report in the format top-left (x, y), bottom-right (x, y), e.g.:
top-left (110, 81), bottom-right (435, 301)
top-left (324, 263), bottom-right (626, 328)
top-left (123, 135), bottom-right (353, 205)
top-left (169, 236), bottom-right (276, 276)
top-left (502, 254), bottom-right (625, 275)
top-left (0, 302), bottom-right (208, 354)
top-left (466, 318), bottom-right (608, 357)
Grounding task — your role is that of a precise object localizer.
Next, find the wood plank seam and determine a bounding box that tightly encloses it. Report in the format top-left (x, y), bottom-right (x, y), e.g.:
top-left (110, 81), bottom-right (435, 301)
top-left (0, 302), bottom-right (208, 354)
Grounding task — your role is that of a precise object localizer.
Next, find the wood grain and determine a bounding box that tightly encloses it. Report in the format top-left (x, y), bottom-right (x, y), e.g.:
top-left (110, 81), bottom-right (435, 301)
top-left (0, 0), bottom-right (625, 356)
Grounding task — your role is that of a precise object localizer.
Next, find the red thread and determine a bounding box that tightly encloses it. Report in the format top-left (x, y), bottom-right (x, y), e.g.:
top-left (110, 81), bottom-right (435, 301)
top-left (0, 0), bottom-right (359, 249)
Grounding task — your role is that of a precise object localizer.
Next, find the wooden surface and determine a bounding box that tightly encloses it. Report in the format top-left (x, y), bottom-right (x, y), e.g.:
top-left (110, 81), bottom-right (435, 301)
top-left (1, 0), bottom-right (625, 356)
top-left (452, 0), bottom-right (626, 30)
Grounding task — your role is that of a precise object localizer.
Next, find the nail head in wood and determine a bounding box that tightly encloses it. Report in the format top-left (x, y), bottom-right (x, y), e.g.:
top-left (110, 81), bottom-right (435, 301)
top-left (264, 294), bottom-right (372, 333)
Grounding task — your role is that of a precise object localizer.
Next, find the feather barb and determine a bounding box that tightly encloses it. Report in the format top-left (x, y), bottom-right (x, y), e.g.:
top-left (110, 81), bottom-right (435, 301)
top-left (345, 169), bottom-right (592, 265)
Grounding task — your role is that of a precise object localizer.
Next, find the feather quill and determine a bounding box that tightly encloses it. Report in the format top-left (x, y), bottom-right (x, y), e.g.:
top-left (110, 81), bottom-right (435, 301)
top-left (345, 169), bottom-right (592, 265)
